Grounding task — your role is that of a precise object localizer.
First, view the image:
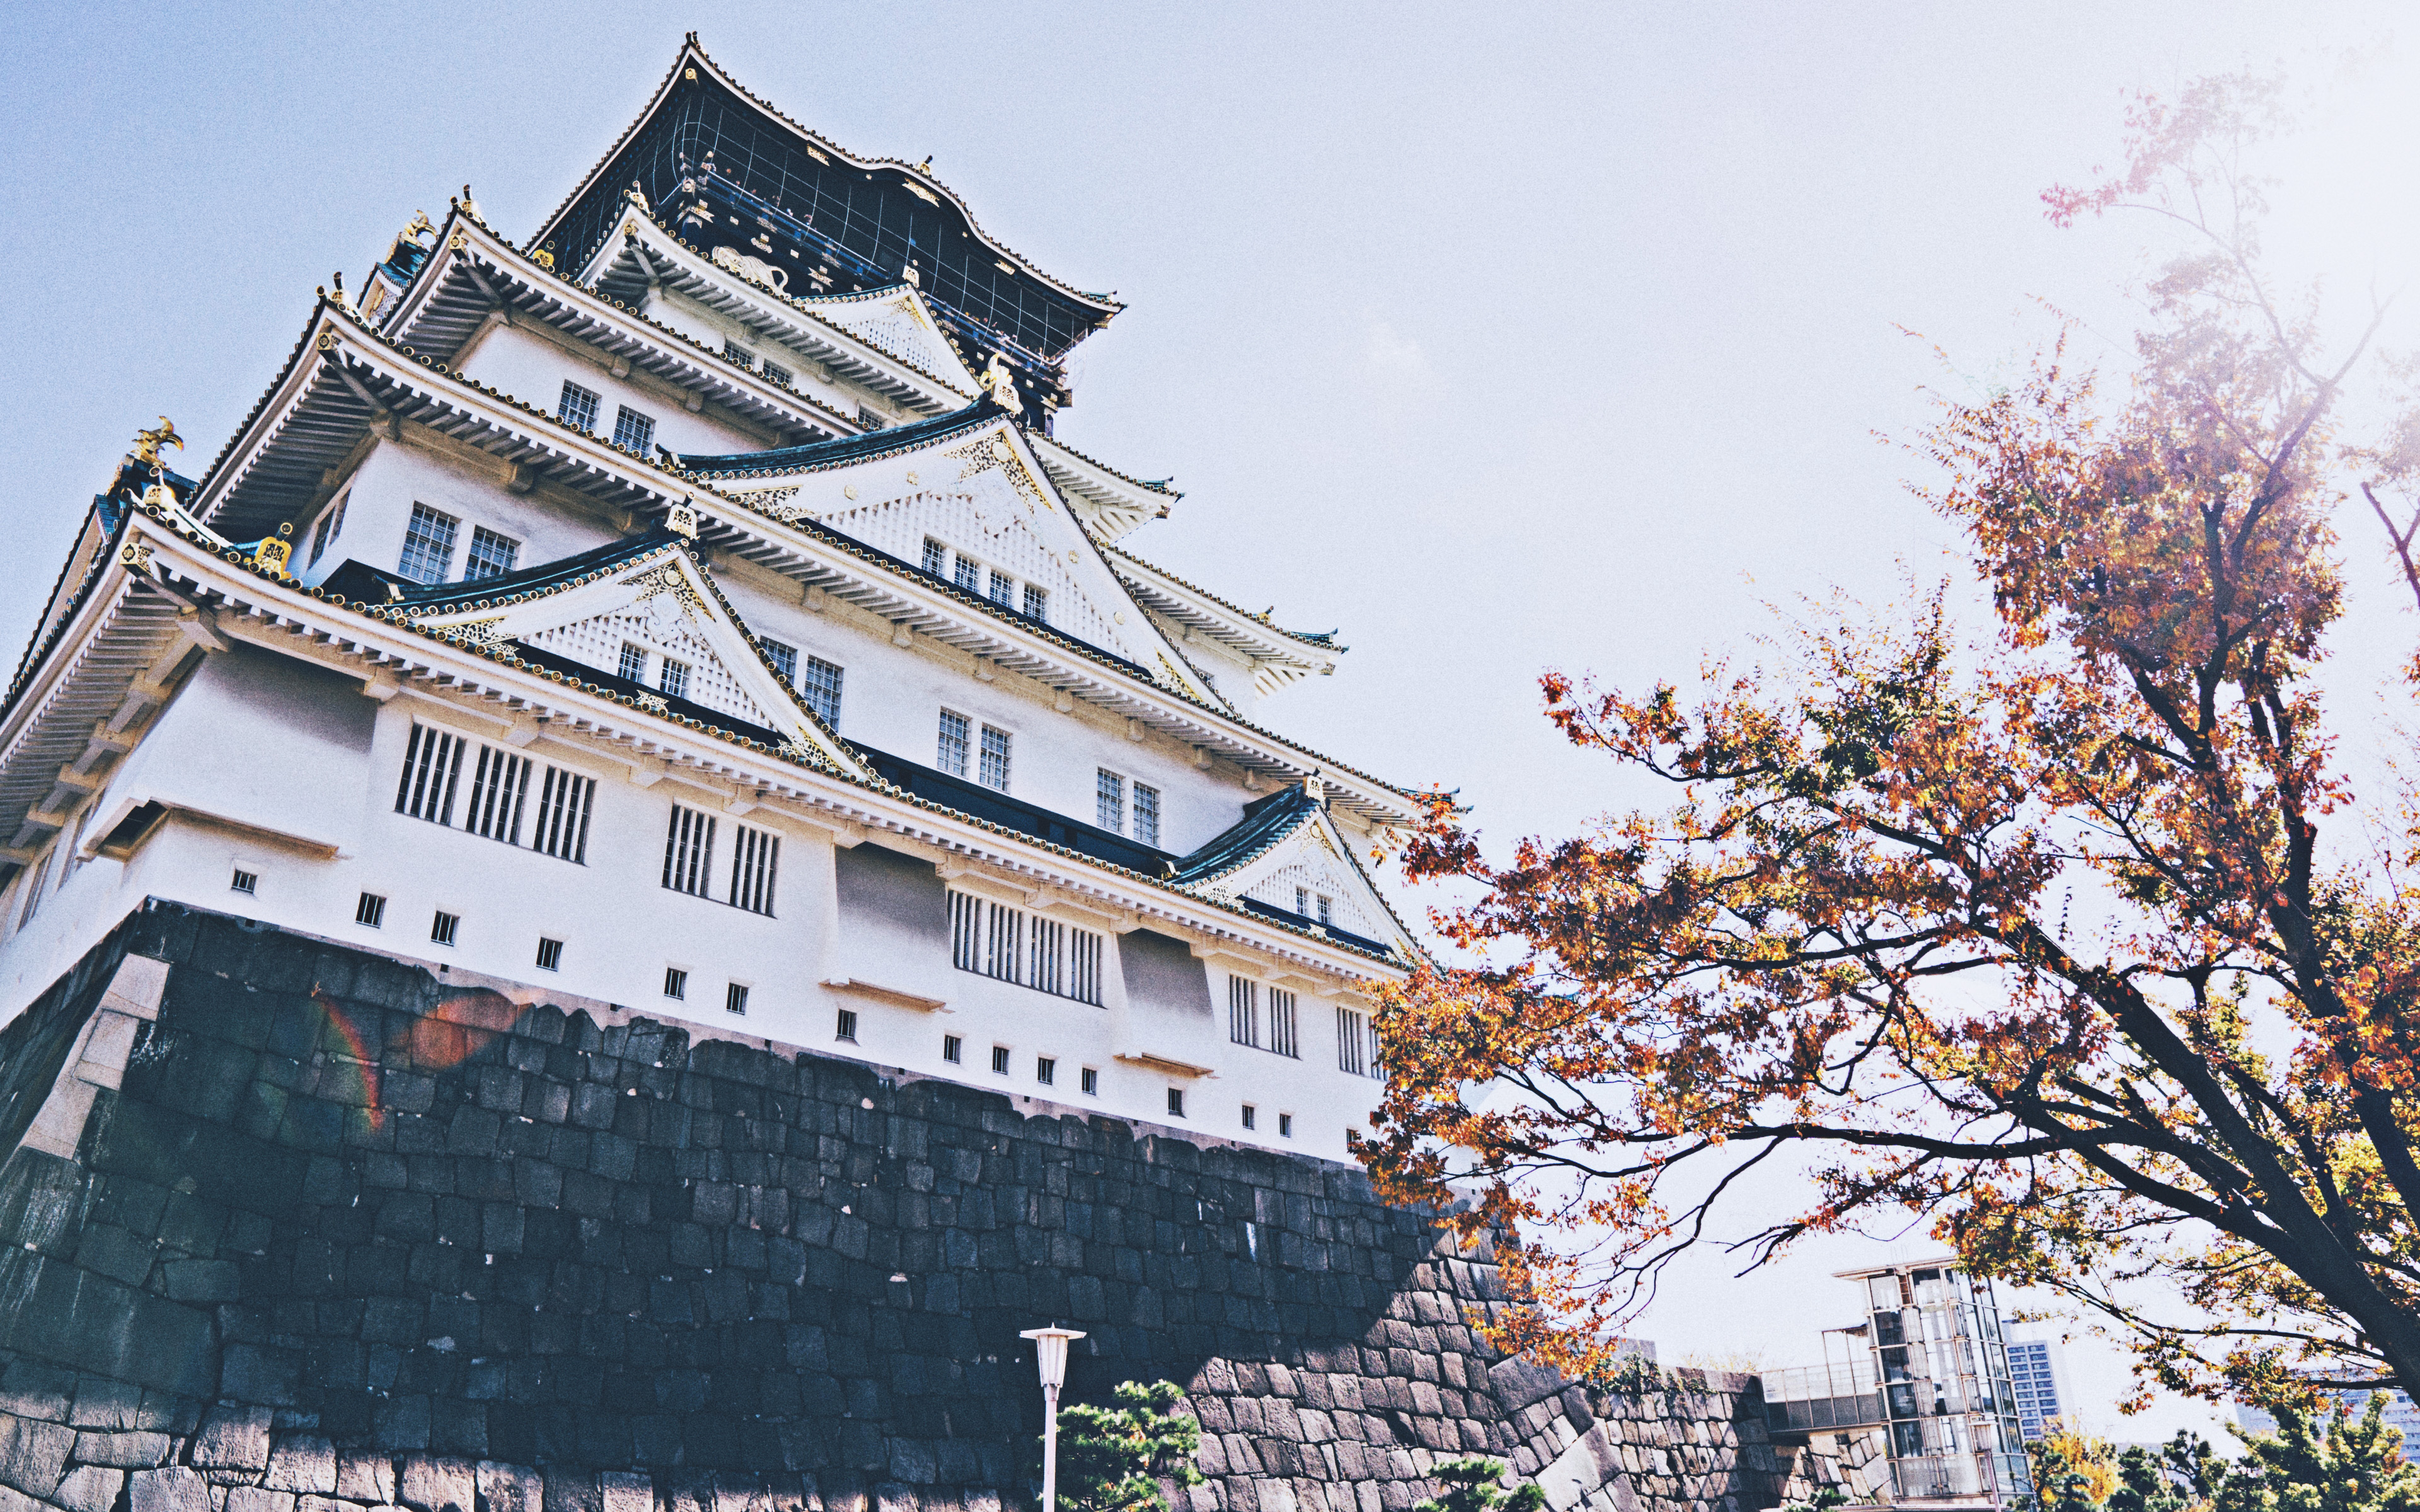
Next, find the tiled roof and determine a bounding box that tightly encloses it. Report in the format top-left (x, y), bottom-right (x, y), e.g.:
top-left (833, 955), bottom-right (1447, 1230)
top-left (676, 401), bottom-right (1001, 476)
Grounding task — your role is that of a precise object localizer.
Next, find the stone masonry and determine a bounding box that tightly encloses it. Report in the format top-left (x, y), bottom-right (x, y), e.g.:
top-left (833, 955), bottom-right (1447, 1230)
top-left (0, 902), bottom-right (1799, 1512)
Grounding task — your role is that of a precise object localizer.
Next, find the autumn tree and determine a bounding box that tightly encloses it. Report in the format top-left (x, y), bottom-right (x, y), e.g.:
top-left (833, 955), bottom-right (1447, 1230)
top-left (1366, 67), bottom-right (2420, 1412)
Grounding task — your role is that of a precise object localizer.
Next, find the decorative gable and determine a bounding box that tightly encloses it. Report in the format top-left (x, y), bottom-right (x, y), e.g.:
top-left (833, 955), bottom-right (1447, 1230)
top-left (1172, 784), bottom-right (1409, 958)
top-left (800, 285), bottom-right (979, 391)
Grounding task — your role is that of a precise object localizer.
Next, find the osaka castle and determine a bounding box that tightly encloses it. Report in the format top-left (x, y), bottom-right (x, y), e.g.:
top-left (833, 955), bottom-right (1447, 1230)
top-left (0, 36), bottom-right (1417, 1162)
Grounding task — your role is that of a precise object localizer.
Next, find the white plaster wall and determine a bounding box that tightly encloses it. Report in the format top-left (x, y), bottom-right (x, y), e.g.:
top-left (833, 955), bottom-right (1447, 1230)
top-left (453, 324), bottom-right (769, 459)
top-left (297, 439), bottom-right (625, 590)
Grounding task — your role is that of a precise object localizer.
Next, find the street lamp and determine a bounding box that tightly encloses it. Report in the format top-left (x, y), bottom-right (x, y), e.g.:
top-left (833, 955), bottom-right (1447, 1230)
top-left (1020, 1325), bottom-right (1088, 1512)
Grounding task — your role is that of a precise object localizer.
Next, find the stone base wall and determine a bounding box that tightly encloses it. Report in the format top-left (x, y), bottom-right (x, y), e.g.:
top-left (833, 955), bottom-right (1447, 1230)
top-left (0, 904), bottom-right (1794, 1512)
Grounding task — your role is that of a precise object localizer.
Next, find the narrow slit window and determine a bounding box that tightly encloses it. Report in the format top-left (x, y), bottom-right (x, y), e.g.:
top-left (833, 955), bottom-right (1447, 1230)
top-left (1279, 1112), bottom-right (1293, 1138)
top-left (1337, 1007), bottom-right (1371, 1077)
top-left (943, 1034), bottom-right (963, 1063)
top-left (936, 709), bottom-right (971, 777)
top-left (836, 1007), bottom-right (858, 1041)
top-left (1134, 784), bottom-right (1160, 847)
top-left (1167, 1087), bottom-right (1185, 1119)
top-left (464, 525), bottom-right (520, 581)
top-left (990, 1045), bottom-right (1010, 1075)
top-left (1242, 1105), bottom-right (1257, 1131)
top-left (1081, 1067), bottom-right (1098, 1096)
top-left (1317, 894), bottom-right (1334, 927)
top-left (612, 406), bottom-right (656, 454)
top-left (662, 805), bottom-right (717, 897)
top-left (978, 726), bottom-right (1011, 791)
top-left (1036, 1057), bottom-right (1056, 1087)
top-left (1097, 769), bottom-right (1126, 833)
top-left (558, 381), bottom-right (601, 432)
top-left (397, 503), bottom-right (458, 585)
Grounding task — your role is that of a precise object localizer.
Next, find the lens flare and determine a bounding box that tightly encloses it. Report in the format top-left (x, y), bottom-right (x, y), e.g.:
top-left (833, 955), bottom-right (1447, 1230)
top-left (311, 985), bottom-right (534, 1132)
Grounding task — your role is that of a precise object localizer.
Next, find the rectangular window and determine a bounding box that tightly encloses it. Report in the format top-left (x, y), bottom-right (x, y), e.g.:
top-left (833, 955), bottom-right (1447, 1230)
top-left (1270, 988), bottom-right (1300, 1058)
top-left (1134, 784), bottom-right (1160, 847)
top-left (618, 642), bottom-right (649, 684)
top-left (953, 556), bottom-right (981, 593)
top-left (464, 525), bottom-right (520, 581)
top-left (836, 1007), bottom-right (858, 1041)
top-left (529, 767), bottom-right (596, 863)
top-left (948, 890), bottom-right (1104, 1005)
top-left (723, 340), bottom-right (754, 370)
top-left (664, 967), bottom-right (688, 1000)
top-left (729, 824), bottom-right (780, 915)
top-left (1023, 583), bottom-right (1049, 622)
top-left (1167, 1087), bottom-right (1185, 1119)
top-left (658, 657), bottom-right (690, 700)
top-left (990, 1045), bottom-right (1010, 1075)
top-left (1228, 975), bottom-right (1260, 1048)
top-left (430, 911), bottom-right (459, 947)
top-left (558, 381), bottom-right (601, 432)
top-left (1337, 1007), bottom-right (1371, 1077)
top-left (858, 406), bottom-right (887, 431)
top-left (1097, 770), bottom-right (1126, 833)
top-left (395, 723), bottom-right (467, 825)
top-left (1318, 894), bottom-right (1334, 927)
top-left (921, 538), bottom-right (948, 576)
top-left (1296, 886), bottom-right (1310, 916)
top-left (1036, 1057), bottom-right (1056, 1087)
top-left (662, 805), bottom-right (717, 897)
top-left (987, 570), bottom-right (1015, 607)
top-left (761, 360), bottom-right (792, 386)
top-left (1279, 1113), bottom-right (1293, 1138)
top-left (725, 982), bottom-right (749, 1016)
top-left (761, 638), bottom-right (798, 685)
top-left (943, 1034), bottom-right (963, 1063)
top-left (354, 891), bottom-right (386, 928)
top-left (536, 937), bottom-right (563, 971)
top-left (308, 492), bottom-right (348, 568)
top-left (800, 656), bottom-right (844, 727)
top-left (464, 746), bottom-right (531, 846)
top-left (1242, 1105), bottom-right (1257, 1131)
top-left (397, 503), bottom-right (458, 585)
top-left (230, 868), bottom-right (258, 895)
top-left (1080, 1067), bottom-right (1098, 1096)
top-left (613, 405), bottom-right (657, 454)
top-left (979, 726), bottom-right (1011, 791)
top-left (936, 709), bottom-right (971, 776)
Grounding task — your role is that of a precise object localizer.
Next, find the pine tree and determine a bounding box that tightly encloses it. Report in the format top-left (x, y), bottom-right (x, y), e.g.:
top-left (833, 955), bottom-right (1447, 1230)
top-left (1411, 1457), bottom-right (1546, 1512)
top-left (1052, 1381), bottom-right (1205, 1512)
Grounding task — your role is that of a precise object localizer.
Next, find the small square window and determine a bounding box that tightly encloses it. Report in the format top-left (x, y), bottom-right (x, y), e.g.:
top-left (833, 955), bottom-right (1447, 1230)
top-left (464, 525), bottom-right (520, 581)
top-left (1279, 1113), bottom-right (1293, 1138)
top-left (618, 642), bottom-right (648, 683)
top-left (355, 892), bottom-right (386, 928)
top-left (990, 1045), bottom-right (1010, 1075)
top-left (858, 405), bottom-right (887, 431)
top-left (1037, 1057), bottom-right (1056, 1086)
top-left (1080, 1067), bottom-right (1098, 1096)
top-left (921, 538), bottom-right (948, 576)
top-left (558, 380), bottom-right (601, 432)
top-left (230, 868), bottom-right (258, 896)
top-left (1023, 583), bottom-right (1049, 622)
top-left (836, 1008), bottom-right (858, 1041)
top-left (430, 910), bottom-right (459, 946)
top-left (664, 967), bottom-right (688, 1000)
top-left (723, 340), bottom-right (755, 370)
top-left (762, 360), bottom-right (793, 386)
top-left (613, 405), bottom-right (657, 454)
top-left (943, 1034), bottom-right (963, 1063)
top-left (659, 658), bottom-right (690, 700)
top-left (1242, 1104), bottom-right (1257, 1131)
top-left (536, 937), bottom-right (563, 971)
top-left (1167, 1087), bottom-right (1185, 1119)
top-left (726, 983), bottom-right (749, 1016)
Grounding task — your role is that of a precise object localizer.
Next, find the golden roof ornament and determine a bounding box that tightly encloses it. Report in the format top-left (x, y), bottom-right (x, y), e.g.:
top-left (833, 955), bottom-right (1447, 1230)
top-left (979, 353), bottom-right (1023, 416)
top-left (666, 496), bottom-right (700, 541)
top-left (253, 522), bottom-right (295, 578)
top-left (133, 416), bottom-right (181, 467)
top-left (404, 210), bottom-right (435, 243)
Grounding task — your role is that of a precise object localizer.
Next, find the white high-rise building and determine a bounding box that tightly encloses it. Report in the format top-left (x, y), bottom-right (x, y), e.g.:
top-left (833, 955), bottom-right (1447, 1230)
top-left (0, 37), bottom-right (1419, 1157)
top-left (2005, 1338), bottom-right (2073, 1440)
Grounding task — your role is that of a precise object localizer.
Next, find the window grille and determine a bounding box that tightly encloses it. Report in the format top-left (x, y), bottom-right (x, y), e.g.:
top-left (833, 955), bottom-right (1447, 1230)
top-left (398, 503), bottom-right (458, 585)
top-left (308, 493), bottom-right (348, 568)
top-left (230, 868), bottom-right (258, 895)
top-left (664, 967), bottom-right (688, 999)
top-left (1134, 784), bottom-right (1160, 847)
top-left (1228, 975), bottom-right (1259, 1047)
top-left (800, 657), bottom-right (844, 726)
top-left (1337, 1006), bottom-right (1376, 1078)
top-left (529, 767), bottom-right (594, 863)
top-left (762, 360), bottom-right (793, 386)
top-left (1167, 1087), bottom-right (1185, 1118)
top-left (558, 381), bottom-right (601, 432)
top-left (396, 723), bottom-right (466, 824)
top-left (1080, 1067), bottom-right (1098, 1096)
top-left (1023, 583), bottom-right (1049, 622)
top-left (990, 1045), bottom-right (1010, 1075)
top-left (1296, 886), bottom-right (1310, 915)
top-left (953, 556), bottom-right (981, 593)
top-left (355, 892), bottom-right (386, 928)
top-left (1317, 894), bottom-right (1334, 927)
top-left (987, 570), bottom-right (1015, 607)
top-left (658, 657), bottom-right (690, 701)
top-left (1278, 1113), bottom-right (1293, 1138)
top-left (761, 638), bottom-right (798, 685)
top-left (948, 890), bottom-right (1103, 1005)
top-left (836, 1008), bottom-right (858, 1041)
top-left (613, 405), bottom-right (656, 454)
top-left (921, 538), bottom-right (948, 576)
top-left (618, 642), bottom-right (648, 684)
top-left (1242, 1105), bottom-right (1257, 1131)
top-left (979, 726), bottom-right (1011, 791)
top-left (936, 709), bottom-right (971, 776)
top-left (729, 824), bottom-right (780, 915)
top-left (1270, 988), bottom-right (1299, 1058)
top-left (723, 340), bottom-right (755, 370)
top-left (464, 747), bottom-right (531, 846)
top-left (662, 805), bottom-right (717, 897)
top-left (464, 526), bottom-right (520, 581)
top-left (943, 1034), bottom-right (962, 1063)
top-left (725, 982), bottom-right (749, 1016)
top-left (1097, 770), bottom-right (1126, 832)
top-left (858, 406), bottom-right (887, 430)
top-left (1036, 1057), bottom-right (1056, 1086)
top-left (536, 937), bottom-right (563, 971)
top-left (431, 911), bottom-right (459, 946)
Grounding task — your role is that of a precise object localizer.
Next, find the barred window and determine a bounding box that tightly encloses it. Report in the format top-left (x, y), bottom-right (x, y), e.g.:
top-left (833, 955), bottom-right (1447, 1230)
top-left (397, 503), bottom-right (458, 585)
top-left (529, 767), bottom-right (595, 863)
top-left (464, 746), bottom-right (531, 845)
top-left (723, 340), bottom-right (755, 370)
top-left (1296, 886), bottom-right (1310, 915)
top-left (1269, 988), bottom-right (1299, 1058)
top-left (1228, 975), bottom-right (1259, 1047)
top-left (612, 405), bottom-right (656, 454)
top-left (431, 911), bottom-right (459, 947)
top-left (1318, 894), bottom-right (1334, 927)
top-left (659, 657), bottom-right (690, 700)
top-left (858, 406), bottom-right (887, 431)
top-left (729, 823), bottom-right (780, 915)
top-left (1097, 769), bottom-right (1126, 832)
top-left (936, 709), bottom-right (971, 776)
top-left (536, 938), bottom-right (563, 971)
top-left (1134, 784), bottom-right (1161, 847)
top-left (725, 982), bottom-right (750, 1016)
top-left (664, 967), bottom-right (688, 1000)
top-left (395, 723), bottom-right (466, 824)
top-left (1036, 1057), bottom-right (1056, 1087)
top-left (662, 805), bottom-right (717, 897)
top-left (921, 537), bottom-right (948, 576)
top-left (948, 890), bottom-right (1103, 1006)
top-left (308, 492), bottom-right (348, 568)
top-left (762, 360), bottom-right (793, 386)
top-left (464, 525), bottom-right (519, 581)
top-left (1337, 1006), bottom-right (1377, 1078)
top-left (355, 892), bottom-right (386, 928)
top-left (988, 569), bottom-right (1015, 607)
top-left (979, 726), bottom-right (1011, 791)
top-left (558, 381), bottom-right (601, 432)
top-left (953, 555), bottom-right (981, 593)
top-left (761, 638), bottom-right (798, 685)
top-left (800, 656), bottom-right (844, 727)
top-left (1023, 583), bottom-right (1049, 622)
top-left (618, 642), bottom-right (648, 683)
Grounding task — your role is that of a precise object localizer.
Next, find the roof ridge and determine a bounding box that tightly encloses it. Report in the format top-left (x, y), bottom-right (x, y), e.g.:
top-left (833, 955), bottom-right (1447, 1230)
top-left (1104, 542), bottom-right (1345, 652)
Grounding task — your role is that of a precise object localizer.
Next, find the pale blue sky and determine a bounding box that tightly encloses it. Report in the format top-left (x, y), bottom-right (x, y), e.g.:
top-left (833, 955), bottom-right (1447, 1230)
top-left (9, 0), bottom-right (2420, 1437)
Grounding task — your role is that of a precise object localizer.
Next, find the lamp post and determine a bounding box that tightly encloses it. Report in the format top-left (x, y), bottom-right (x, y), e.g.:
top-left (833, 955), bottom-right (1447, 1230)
top-left (1019, 1325), bottom-right (1088, 1512)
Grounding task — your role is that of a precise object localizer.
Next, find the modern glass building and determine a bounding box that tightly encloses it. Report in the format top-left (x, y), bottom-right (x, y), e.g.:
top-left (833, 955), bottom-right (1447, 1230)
top-left (2005, 1339), bottom-right (2071, 1441)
